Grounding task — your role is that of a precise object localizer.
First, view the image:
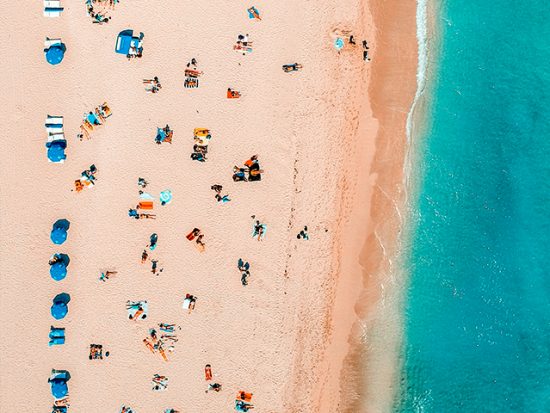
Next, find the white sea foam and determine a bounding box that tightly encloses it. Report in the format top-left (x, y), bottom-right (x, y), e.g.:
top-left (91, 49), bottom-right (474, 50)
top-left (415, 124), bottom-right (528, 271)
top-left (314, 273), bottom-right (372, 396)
top-left (406, 0), bottom-right (429, 144)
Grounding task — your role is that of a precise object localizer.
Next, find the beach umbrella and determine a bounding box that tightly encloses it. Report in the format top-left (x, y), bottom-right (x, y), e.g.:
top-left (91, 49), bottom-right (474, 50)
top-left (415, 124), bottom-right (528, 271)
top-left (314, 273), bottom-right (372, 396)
top-left (160, 190), bottom-right (172, 205)
top-left (50, 261), bottom-right (67, 281)
top-left (50, 228), bottom-right (67, 244)
top-left (47, 144), bottom-right (66, 162)
top-left (334, 37), bottom-right (345, 50)
top-left (50, 379), bottom-right (68, 399)
top-left (51, 301), bottom-right (68, 319)
top-left (51, 293), bottom-right (71, 320)
top-left (51, 219), bottom-right (70, 244)
top-left (45, 45), bottom-right (65, 65)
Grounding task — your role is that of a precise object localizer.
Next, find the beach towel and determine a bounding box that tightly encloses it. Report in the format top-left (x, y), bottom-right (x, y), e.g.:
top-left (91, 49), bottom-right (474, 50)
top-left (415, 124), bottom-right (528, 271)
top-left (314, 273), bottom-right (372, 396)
top-left (138, 201), bottom-right (154, 210)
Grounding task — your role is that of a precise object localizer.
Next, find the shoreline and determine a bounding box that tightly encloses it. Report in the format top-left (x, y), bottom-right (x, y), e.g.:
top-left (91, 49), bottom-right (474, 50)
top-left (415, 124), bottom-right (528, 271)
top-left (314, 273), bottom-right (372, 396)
top-left (302, 0), bottom-right (420, 411)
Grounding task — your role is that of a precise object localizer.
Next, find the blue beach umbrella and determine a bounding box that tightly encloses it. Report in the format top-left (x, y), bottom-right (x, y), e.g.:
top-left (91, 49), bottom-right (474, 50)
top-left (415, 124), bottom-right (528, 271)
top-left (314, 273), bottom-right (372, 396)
top-left (47, 145), bottom-right (66, 162)
top-left (50, 261), bottom-right (67, 281)
top-left (50, 293), bottom-right (71, 320)
top-left (334, 37), bottom-right (345, 50)
top-left (47, 141), bottom-right (67, 162)
top-left (50, 379), bottom-right (68, 399)
top-left (45, 45), bottom-right (65, 65)
top-left (50, 228), bottom-right (67, 244)
top-left (50, 219), bottom-right (70, 245)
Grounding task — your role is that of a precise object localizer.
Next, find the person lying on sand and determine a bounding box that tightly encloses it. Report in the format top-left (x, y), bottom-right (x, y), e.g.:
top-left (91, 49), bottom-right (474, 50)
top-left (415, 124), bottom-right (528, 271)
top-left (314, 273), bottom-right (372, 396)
top-left (253, 220), bottom-right (266, 240)
top-left (186, 228), bottom-right (202, 241)
top-left (282, 63), bottom-right (303, 72)
top-left (99, 270), bottom-right (117, 282)
top-left (151, 259), bottom-right (163, 275)
top-left (211, 184), bottom-right (231, 203)
top-left (206, 383), bottom-right (222, 393)
top-left (227, 88), bottom-right (241, 98)
top-left (233, 166), bottom-right (248, 182)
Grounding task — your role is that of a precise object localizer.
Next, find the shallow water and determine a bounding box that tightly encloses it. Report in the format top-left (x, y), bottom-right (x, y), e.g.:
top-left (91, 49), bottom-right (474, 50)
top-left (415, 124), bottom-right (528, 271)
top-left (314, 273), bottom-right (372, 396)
top-left (396, 1), bottom-right (550, 411)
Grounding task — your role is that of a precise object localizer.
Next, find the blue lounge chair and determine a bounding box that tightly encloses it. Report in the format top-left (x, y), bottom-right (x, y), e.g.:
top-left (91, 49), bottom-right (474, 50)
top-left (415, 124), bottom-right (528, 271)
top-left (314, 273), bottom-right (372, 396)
top-left (49, 326), bottom-right (66, 346)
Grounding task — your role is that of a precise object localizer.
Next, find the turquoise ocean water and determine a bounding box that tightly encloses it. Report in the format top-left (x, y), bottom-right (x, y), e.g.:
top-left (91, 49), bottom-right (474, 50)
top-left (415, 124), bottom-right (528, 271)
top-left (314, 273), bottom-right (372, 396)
top-left (396, 1), bottom-right (550, 412)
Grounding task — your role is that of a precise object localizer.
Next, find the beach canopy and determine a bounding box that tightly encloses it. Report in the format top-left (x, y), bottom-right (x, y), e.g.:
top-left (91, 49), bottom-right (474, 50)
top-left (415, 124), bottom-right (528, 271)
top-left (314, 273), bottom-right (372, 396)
top-left (115, 29), bottom-right (143, 55)
top-left (50, 219), bottom-right (70, 245)
top-left (51, 292), bottom-right (71, 320)
top-left (45, 45), bottom-right (65, 65)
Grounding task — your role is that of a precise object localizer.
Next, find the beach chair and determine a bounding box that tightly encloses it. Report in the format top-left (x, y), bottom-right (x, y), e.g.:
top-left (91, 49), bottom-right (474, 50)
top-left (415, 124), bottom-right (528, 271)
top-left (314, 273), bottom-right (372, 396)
top-left (44, 1), bottom-right (63, 17)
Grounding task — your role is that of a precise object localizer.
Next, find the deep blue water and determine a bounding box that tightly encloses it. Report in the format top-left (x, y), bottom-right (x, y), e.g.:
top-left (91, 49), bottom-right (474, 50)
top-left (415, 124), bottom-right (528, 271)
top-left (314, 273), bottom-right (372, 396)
top-left (396, 1), bottom-right (550, 412)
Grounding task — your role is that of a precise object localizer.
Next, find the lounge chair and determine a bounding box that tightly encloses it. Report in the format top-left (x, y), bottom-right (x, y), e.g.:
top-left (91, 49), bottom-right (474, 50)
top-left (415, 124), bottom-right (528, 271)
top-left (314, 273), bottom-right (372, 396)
top-left (44, 1), bottom-right (64, 17)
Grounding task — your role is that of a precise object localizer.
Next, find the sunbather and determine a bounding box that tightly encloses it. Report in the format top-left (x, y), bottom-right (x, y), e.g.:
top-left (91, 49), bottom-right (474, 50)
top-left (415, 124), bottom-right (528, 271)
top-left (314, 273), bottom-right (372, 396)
top-left (138, 177), bottom-right (148, 188)
top-left (227, 88), bottom-right (241, 98)
top-left (233, 166), bottom-right (248, 182)
top-left (282, 63), bottom-right (303, 72)
top-left (206, 383), bottom-right (222, 393)
top-left (186, 228), bottom-right (201, 241)
top-left (211, 184), bottom-right (231, 203)
top-left (196, 234), bottom-right (205, 252)
top-left (205, 364), bottom-right (213, 380)
top-left (183, 294), bottom-right (197, 313)
top-left (253, 220), bottom-right (266, 240)
top-left (99, 270), bottom-right (117, 282)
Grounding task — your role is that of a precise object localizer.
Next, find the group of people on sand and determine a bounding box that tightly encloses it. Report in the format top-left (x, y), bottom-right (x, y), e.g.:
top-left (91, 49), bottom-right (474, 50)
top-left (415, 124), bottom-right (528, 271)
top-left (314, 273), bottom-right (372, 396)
top-left (234, 34), bottom-right (253, 54)
top-left (89, 343), bottom-right (108, 359)
top-left (86, 0), bottom-right (118, 24)
top-left (74, 164), bottom-right (98, 192)
top-left (211, 184), bottom-right (231, 203)
top-left (191, 128), bottom-right (211, 161)
top-left (233, 155), bottom-right (263, 182)
top-left (184, 58), bottom-right (202, 88)
top-left (78, 102), bottom-right (112, 140)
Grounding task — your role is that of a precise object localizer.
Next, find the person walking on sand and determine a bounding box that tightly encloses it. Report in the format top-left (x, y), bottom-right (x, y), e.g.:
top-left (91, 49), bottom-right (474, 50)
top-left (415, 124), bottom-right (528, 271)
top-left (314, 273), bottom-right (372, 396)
top-left (141, 249), bottom-right (148, 263)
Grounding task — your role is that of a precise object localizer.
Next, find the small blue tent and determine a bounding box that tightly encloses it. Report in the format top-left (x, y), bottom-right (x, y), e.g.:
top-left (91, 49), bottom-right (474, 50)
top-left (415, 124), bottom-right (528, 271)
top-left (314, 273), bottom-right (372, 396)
top-left (115, 30), bottom-right (144, 55)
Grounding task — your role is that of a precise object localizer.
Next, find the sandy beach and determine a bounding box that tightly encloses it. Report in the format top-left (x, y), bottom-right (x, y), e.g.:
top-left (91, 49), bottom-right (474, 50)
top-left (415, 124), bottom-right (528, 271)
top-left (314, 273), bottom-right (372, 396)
top-left (0, 1), bottom-right (417, 412)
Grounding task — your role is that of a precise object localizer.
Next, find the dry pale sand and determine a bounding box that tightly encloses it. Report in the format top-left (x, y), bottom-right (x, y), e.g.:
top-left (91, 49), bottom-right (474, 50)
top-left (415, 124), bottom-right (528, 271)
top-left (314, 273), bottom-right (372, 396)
top-left (0, 0), bottom-right (417, 412)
